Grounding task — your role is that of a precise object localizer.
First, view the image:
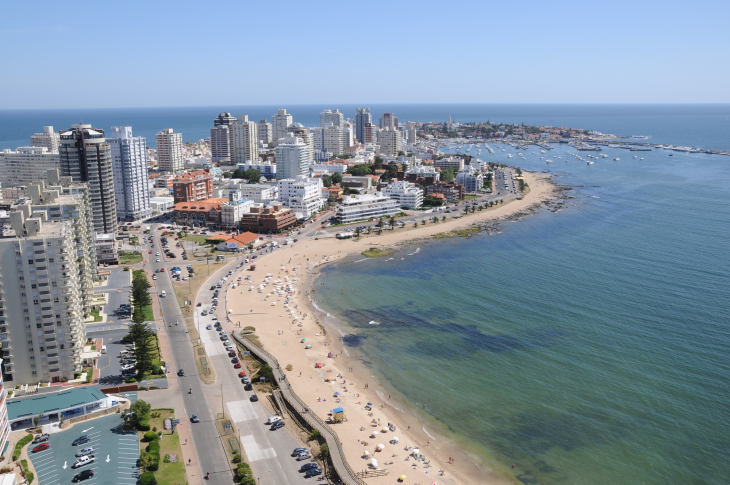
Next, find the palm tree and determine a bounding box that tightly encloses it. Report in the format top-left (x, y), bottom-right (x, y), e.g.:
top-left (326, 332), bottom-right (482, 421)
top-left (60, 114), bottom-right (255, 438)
top-left (389, 216), bottom-right (396, 228)
top-left (413, 222), bottom-right (418, 229)
top-left (421, 220), bottom-right (426, 226)
top-left (478, 205), bottom-right (483, 211)
top-left (432, 216), bottom-right (438, 223)
top-left (377, 217), bottom-right (384, 228)
top-left (441, 216), bottom-right (446, 223)
top-left (377, 228), bottom-right (382, 235)
top-left (355, 227), bottom-right (362, 239)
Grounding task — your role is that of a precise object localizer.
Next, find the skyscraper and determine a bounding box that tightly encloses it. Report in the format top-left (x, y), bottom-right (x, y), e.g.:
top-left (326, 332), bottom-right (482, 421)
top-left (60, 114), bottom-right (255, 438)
top-left (381, 113), bottom-right (398, 130)
top-left (275, 136), bottom-right (310, 180)
top-left (107, 126), bottom-right (151, 221)
top-left (379, 127), bottom-right (402, 156)
top-left (155, 128), bottom-right (184, 172)
top-left (287, 123), bottom-right (314, 163)
top-left (214, 112), bottom-right (237, 161)
top-left (355, 108), bottom-right (372, 144)
top-left (258, 119), bottom-right (273, 145)
top-left (405, 121), bottom-right (417, 144)
top-left (320, 109), bottom-right (344, 128)
top-left (58, 124), bottom-right (118, 233)
top-left (30, 126), bottom-right (60, 153)
top-left (210, 126), bottom-right (231, 163)
top-left (272, 109), bottom-right (293, 146)
top-left (232, 115), bottom-right (259, 164)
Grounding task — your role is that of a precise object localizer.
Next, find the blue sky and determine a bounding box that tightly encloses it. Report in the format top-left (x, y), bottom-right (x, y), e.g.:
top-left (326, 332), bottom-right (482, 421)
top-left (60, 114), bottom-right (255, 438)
top-left (1, 0), bottom-right (728, 108)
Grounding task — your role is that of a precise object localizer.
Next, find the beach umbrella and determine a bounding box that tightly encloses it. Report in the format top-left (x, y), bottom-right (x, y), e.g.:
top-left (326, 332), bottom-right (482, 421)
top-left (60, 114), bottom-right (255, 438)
top-left (412, 448), bottom-right (420, 455)
top-left (335, 392), bottom-right (340, 395)
top-left (367, 402), bottom-right (373, 406)
top-left (376, 443), bottom-right (385, 451)
top-left (363, 450), bottom-right (369, 456)
top-left (399, 475), bottom-right (407, 482)
top-left (371, 431), bottom-right (379, 436)
top-left (370, 458), bottom-right (377, 468)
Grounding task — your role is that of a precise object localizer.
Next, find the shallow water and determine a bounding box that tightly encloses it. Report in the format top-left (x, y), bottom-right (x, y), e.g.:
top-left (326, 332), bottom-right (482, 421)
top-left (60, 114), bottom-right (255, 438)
top-left (316, 143), bottom-right (730, 484)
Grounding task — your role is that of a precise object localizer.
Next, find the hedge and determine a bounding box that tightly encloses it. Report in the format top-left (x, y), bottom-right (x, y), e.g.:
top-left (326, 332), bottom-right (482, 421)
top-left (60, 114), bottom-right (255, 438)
top-left (140, 472), bottom-right (158, 485)
top-left (12, 434), bottom-right (33, 461)
top-left (20, 458), bottom-right (34, 484)
top-left (142, 432), bottom-right (159, 442)
top-left (138, 420), bottom-right (151, 431)
top-left (235, 462), bottom-right (255, 484)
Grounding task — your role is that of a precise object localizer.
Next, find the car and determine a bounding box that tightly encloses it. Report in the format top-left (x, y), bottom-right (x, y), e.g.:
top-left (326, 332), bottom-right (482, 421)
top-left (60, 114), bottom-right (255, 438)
top-left (238, 370), bottom-right (247, 377)
top-left (234, 362), bottom-right (242, 368)
top-left (197, 302), bottom-right (202, 307)
top-left (201, 310), bottom-right (208, 316)
top-left (160, 268), bottom-right (165, 272)
top-left (75, 447), bottom-right (94, 457)
top-left (223, 340), bottom-right (230, 346)
top-left (177, 369), bottom-right (185, 376)
top-left (191, 414), bottom-right (200, 423)
top-left (300, 462), bottom-right (319, 471)
top-left (297, 451), bottom-right (312, 461)
top-left (73, 435), bottom-right (91, 446)
top-left (219, 330), bottom-right (227, 336)
top-left (156, 252), bottom-right (160, 256)
top-left (152, 275), bottom-right (157, 280)
top-left (210, 285), bottom-right (216, 290)
top-left (231, 357), bottom-right (239, 363)
top-left (206, 324), bottom-right (213, 330)
top-left (32, 433), bottom-right (50, 444)
top-left (305, 468), bottom-right (323, 478)
top-left (156, 258), bottom-right (161, 262)
top-left (271, 420), bottom-right (285, 430)
top-left (155, 268), bottom-right (160, 273)
top-left (244, 383), bottom-right (253, 390)
top-left (32, 442), bottom-right (50, 452)
top-left (292, 447), bottom-right (309, 457)
top-left (72, 470), bottom-right (94, 482)
top-left (229, 351), bottom-right (237, 357)
top-left (121, 364), bottom-right (135, 371)
top-left (267, 415), bottom-right (282, 424)
top-left (226, 345), bottom-right (234, 351)
top-left (72, 455), bottom-right (95, 468)
top-left (148, 250), bottom-right (153, 254)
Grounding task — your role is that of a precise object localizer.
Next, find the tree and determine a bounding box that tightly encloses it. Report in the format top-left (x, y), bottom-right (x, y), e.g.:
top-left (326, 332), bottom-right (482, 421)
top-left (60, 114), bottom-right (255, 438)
top-left (389, 216), bottom-right (396, 228)
top-left (232, 168), bottom-right (246, 179)
top-left (432, 216), bottom-right (438, 223)
top-left (319, 443), bottom-right (330, 459)
top-left (322, 176), bottom-right (332, 188)
top-left (222, 171), bottom-right (232, 179)
top-left (440, 167), bottom-right (456, 183)
top-left (129, 322), bottom-right (156, 376)
top-left (413, 222), bottom-right (418, 229)
top-left (128, 400), bottom-right (151, 429)
top-left (355, 227), bottom-right (362, 239)
top-left (243, 169), bottom-right (262, 182)
top-left (377, 217), bottom-right (384, 228)
top-left (331, 172), bottom-right (343, 185)
top-left (397, 150), bottom-right (405, 157)
top-left (347, 164), bottom-right (372, 176)
top-left (442, 216), bottom-right (446, 223)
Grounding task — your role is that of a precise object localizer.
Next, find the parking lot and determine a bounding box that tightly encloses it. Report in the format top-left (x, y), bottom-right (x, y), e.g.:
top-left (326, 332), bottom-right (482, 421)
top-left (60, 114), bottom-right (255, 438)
top-left (28, 413), bottom-right (139, 485)
top-left (95, 332), bottom-right (129, 386)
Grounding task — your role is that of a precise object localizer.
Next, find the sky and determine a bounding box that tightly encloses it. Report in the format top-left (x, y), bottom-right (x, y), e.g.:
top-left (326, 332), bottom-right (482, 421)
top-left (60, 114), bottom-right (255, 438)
top-left (1, 0), bottom-right (729, 108)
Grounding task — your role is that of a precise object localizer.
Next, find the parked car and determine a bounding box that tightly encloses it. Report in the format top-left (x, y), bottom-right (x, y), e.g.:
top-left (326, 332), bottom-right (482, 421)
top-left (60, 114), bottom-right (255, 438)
top-left (206, 324), bottom-right (213, 330)
top-left (72, 470), bottom-right (94, 482)
top-left (292, 447), bottom-right (309, 457)
top-left (300, 462), bottom-right (319, 472)
top-left (267, 416), bottom-right (282, 425)
top-left (73, 435), bottom-right (91, 446)
top-left (234, 362), bottom-right (242, 368)
top-left (191, 414), bottom-right (200, 423)
top-left (231, 357), bottom-right (239, 363)
top-left (304, 468), bottom-right (323, 478)
top-left (32, 443), bottom-right (50, 453)
top-left (250, 394), bottom-right (259, 402)
top-left (271, 421), bottom-right (285, 430)
top-left (32, 434), bottom-right (50, 444)
top-left (75, 447), bottom-right (94, 457)
top-left (297, 451), bottom-right (312, 460)
top-left (72, 455), bottom-right (95, 468)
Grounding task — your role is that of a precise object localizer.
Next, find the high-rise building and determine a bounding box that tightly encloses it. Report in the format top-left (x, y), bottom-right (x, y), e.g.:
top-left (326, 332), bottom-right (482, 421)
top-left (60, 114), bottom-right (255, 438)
top-left (323, 126), bottom-right (345, 156)
top-left (355, 108), bottom-right (372, 144)
top-left (30, 126), bottom-right (60, 153)
top-left (320, 109), bottom-right (344, 128)
top-left (287, 123), bottom-right (314, 163)
top-left (210, 125), bottom-right (231, 163)
top-left (381, 113), bottom-right (399, 130)
top-left (214, 112), bottom-right (237, 161)
top-left (232, 115), bottom-right (259, 164)
top-left (363, 123), bottom-right (374, 144)
top-left (155, 128), bottom-right (184, 172)
top-left (275, 136), bottom-right (310, 180)
top-left (0, 172), bottom-right (96, 384)
top-left (258, 119), bottom-right (273, 145)
top-left (272, 109), bottom-right (293, 146)
top-left (405, 121), bottom-right (417, 144)
top-left (0, 147), bottom-right (59, 188)
top-left (107, 126), bottom-right (151, 221)
top-left (0, 358), bottom-right (9, 453)
top-left (58, 124), bottom-right (117, 234)
top-left (277, 175), bottom-right (325, 218)
top-left (172, 169), bottom-right (214, 203)
top-left (379, 127), bottom-right (402, 156)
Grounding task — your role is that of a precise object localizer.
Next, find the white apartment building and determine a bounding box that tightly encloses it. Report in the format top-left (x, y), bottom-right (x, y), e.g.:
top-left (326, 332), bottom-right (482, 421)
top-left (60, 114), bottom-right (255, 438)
top-left (220, 199), bottom-right (254, 228)
top-left (406, 165), bottom-right (441, 182)
top-left (94, 233), bottom-right (118, 265)
top-left (30, 126), bottom-right (60, 153)
top-left (405, 121), bottom-right (417, 144)
top-left (287, 124), bottom-right (314, 163)
top-left (434, 157), bottom-right (465, 171)
top-left (155, 128), bottom-right (184, 172)
top-left (379, 127), bottom-right (402, 156)
top-left (0, 147), bottom-right (60, 188)
top-left (232, 115), bottom-right (259, 164)
top-left (335, 193), bottom-right (400, 224)
top-left (235, 162), bottom-right (277, 180)
top-left (320, 109), bottom-right (344, 128)
top-left (210, 125), bottom-right (231, 163)
top-left (277, 176), bottom-right (325, 219)
top-left (0, 197), bottom-right (95, 384)
top-left (382, 180), bottom-right (423, 209)
top-left (235, 184), bottom-right (275, 204)
top-left (258, 119), bottom-right (273, 145)
top-left (272, 109), bottom-right (293, 146)
top-left (310, 163), bottom-right (347, 174)
top-left (107, 126), bottom-right (151, 221)
top-left (455, 168), bottom-right (484, 193)
top-left (150, 197), bottom-right (174, 214)
top-left (275, 137), bottom-right (310, 180)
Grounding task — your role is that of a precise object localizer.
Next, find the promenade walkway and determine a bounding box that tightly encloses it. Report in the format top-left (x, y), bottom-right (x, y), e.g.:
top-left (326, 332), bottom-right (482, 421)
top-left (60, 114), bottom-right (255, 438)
top-left (232, 333), bottom-right (366, 485)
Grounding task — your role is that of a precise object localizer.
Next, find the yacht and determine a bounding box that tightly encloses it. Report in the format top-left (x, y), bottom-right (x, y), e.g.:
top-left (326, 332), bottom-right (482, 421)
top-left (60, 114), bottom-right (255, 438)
top-left (587, 161), bottom-right (594, 165)
top-left (613, 158), bottom-right (620, 161)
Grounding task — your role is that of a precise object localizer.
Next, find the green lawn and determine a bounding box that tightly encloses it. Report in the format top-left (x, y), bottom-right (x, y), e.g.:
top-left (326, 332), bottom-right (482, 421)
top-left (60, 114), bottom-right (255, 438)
top-left (180, 234), bottom-right (213, 245)
top-left (89, 310), bottom-right (103, 322)
top-left (129, 236), bottom-right (139, 245)
top-left (145, 410), bottom-right (186, 485)
top-left (119, 251), bottom-right (143, 264)
top-left (465, 194), bottom-right (479, 200)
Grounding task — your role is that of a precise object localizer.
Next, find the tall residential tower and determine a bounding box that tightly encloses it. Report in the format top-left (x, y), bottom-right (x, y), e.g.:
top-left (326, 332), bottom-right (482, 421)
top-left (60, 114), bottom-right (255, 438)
top-left (155, 128), bottom-right (184, 172)
top-left (107, 126), bottom-right (151, 221)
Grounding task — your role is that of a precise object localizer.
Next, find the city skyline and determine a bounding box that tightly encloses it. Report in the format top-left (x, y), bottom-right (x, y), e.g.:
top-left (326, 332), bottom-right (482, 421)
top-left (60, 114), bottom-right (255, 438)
top-left (1, 1), bottom-right (729, 109)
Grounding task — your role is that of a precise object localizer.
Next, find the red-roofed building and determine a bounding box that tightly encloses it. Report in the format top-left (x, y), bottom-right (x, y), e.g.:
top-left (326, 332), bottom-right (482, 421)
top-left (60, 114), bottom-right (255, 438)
top-left (173, 169), bottom-right (214, 203)
top-left (212, 232), bottom-right (261, 251)
top-left (172, 197), bottom-right (228, 224)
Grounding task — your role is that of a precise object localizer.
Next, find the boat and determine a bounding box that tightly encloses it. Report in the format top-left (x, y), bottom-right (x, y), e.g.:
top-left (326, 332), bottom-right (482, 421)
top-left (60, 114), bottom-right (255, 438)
top-left (546, 159), bottom-right (553, 163)
top-left (587, 161), bottom-right (594, 165)
top-left (613, 158), bottom-right (620, 161)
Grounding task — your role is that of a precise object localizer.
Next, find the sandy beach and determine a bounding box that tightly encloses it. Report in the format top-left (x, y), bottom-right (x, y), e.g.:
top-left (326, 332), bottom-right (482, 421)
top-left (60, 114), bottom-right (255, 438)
top-left (225, 172), bottom-right (556, 485)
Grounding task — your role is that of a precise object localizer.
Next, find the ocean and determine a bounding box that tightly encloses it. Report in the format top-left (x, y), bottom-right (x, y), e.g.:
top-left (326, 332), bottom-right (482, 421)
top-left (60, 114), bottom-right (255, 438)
top-left (2, 104), bottom-right (729, 484)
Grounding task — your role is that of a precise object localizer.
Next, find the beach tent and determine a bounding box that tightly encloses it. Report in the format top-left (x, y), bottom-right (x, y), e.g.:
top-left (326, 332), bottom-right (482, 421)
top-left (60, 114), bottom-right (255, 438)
top-left (331, 407), bottom-right (346, 423)
top-left (389, 436), bottom-right (399, 444)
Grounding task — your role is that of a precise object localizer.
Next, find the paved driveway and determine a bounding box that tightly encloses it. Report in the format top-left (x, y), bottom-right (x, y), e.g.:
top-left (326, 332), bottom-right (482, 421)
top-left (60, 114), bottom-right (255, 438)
top-left (28, 413), bottom-right (139, 485)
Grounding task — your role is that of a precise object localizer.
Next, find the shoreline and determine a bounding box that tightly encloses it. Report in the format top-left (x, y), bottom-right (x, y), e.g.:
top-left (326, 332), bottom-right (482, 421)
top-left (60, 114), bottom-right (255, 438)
top-left (226, 171), bottom-right (558, 485)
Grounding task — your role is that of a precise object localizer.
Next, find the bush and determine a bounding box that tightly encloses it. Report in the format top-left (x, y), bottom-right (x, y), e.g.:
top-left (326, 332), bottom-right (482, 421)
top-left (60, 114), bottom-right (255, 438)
top-left (255, 364), bottom-right (275, 383)
top-left (142, 432), bottom-right (159, 442)
top-left (125, 377), bottom-right (137, 383)
top-left (147, 441), bottom-right (160, 454)
top-left (235, 462), bottom-right (254, 483)
top-left (140, 471), bottom-right (158, 485)
top-left (320, 443), bottom-right (330, 459)
top-left (286, 364), bottom-right (293, 371)
top-left (233, 454), bottom-right (242, 464)
top-left (138, 420), bottom-right (151, 431)
top-left (308, 429), bottom-right (322, 443)
top-left (12, 434), bottom-right (33, 461)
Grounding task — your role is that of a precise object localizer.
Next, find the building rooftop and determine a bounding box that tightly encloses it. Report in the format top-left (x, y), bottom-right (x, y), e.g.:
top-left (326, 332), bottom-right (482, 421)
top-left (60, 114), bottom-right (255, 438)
top-left (7, 386), bottom-right (107, 420)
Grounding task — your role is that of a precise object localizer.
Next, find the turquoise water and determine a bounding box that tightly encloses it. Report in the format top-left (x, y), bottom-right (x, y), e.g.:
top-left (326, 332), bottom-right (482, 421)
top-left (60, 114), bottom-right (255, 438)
top-left (316, 145), bottom-right (730, 484)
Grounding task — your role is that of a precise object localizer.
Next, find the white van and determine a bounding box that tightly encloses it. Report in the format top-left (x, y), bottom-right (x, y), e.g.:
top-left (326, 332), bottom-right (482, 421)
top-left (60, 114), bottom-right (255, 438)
top-left (161, 290), bottom-right (166, 297)
top-left (267, 415), bottom-right (282, 424)
top-left (101, 345), bottom-right (107, 354)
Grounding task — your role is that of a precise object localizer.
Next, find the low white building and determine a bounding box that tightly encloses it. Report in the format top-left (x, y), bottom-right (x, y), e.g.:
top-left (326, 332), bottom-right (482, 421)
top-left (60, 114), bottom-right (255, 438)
top-left (311, 163), bottom-right (347, 174)
top-left (382, 180), bottom-right (423, 209)
top-left (237, 184), bottom-right (276, 204)
top-left (335, 193), bottom-right (400, 224)
top-left (277, 176), bottom-right (325, 219)
top-left (150, 196), bottom-right (175, 214)
top-left (221, 199), bottom-right (254, 227)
